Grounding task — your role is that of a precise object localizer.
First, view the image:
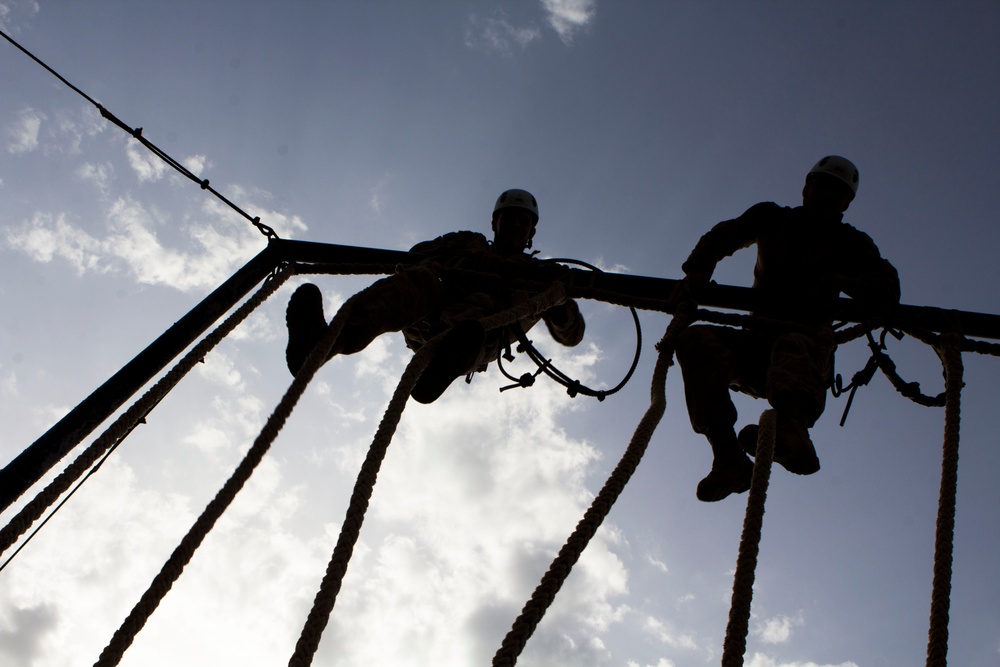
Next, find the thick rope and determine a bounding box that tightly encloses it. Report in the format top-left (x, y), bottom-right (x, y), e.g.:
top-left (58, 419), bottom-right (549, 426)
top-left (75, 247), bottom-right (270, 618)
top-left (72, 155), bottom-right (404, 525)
top-left (0, 268), bottom-right (291, 561)
top-left (722, 409), bottom-right (778, 666)
top-left (93, 281), bottom-right (355, 667)
top-left (490, 309), bottom-right (693, 667)
top-left (286, 338), bottom-right (434, 667)
top-left (925, 334), bottom-right (964, 667)
top-left (287, 282), bottom-right (571, 667)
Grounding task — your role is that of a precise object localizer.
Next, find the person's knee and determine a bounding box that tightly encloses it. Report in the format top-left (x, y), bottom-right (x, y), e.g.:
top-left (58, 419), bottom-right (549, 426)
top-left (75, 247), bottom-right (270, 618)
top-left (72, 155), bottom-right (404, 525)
top-left (676, 325), bottom-right (711, 360)
top-left (676, 325), bottom-right (732, 370)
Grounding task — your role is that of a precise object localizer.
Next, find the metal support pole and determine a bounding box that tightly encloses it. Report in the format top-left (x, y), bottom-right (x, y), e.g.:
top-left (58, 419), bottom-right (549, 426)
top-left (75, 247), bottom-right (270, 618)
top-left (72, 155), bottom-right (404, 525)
top-left (4, 238), bottom-right (1000, 515)
top-left (0, 244), bottom-right (280, 513)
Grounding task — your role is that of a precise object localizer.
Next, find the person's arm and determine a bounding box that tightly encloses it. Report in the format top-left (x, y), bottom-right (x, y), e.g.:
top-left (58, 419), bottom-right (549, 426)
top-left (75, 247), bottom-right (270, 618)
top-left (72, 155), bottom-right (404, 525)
top-left (542, 299), bottom-right (585, 346)
top-left (672, 202), bottom-right (775, 306)
top-left (681, 202), bottom-right (776, 281)
top-left (840, 232), bottom-right (901, 314)
top-left (409, 231), bottom-right (488, 258)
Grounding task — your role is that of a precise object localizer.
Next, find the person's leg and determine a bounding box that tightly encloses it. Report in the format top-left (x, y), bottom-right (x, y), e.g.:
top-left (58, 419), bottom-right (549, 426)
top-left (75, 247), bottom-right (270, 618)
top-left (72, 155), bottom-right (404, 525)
top-left (675, 325), bottom-right (754, 501)
top-left (759, 331), bottom-right (834, 475)
top-left (284, 267), bottom-right (444, 377)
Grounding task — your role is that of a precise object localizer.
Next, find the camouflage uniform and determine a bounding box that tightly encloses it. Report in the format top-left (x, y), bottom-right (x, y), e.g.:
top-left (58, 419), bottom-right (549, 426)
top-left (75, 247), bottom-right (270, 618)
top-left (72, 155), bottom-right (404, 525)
top-left (336, 230), bottom-right (585, 376)
top-left (676, 202), bottom-right (899, 439)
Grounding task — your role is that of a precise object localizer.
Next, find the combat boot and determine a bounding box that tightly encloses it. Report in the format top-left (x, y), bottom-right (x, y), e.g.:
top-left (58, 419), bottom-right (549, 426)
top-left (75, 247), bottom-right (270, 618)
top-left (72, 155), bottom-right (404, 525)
top-left (696, 428), bottom-right (754, 502)
top-left (696, 453), bottom-right (754, 502)
top-left (737, 417), bottom-right (820, 476)
top-left (285, 283), bottom-right (327, 377)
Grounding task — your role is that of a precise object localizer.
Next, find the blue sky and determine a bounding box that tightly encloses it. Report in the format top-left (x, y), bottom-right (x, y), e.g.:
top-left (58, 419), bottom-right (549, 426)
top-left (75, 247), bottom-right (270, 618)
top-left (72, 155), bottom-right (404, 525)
top-left (2, 1), bottom-right (999, 666)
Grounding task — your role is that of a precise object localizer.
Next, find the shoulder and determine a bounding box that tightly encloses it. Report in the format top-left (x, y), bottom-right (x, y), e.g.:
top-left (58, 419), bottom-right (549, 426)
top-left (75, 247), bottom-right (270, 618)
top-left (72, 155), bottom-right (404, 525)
top-left (409, 230), bottom-right (489, 255)
top-left (834, 219), bottom-right (880, 249)
top-left (744, 201), bottom-right (784, 216)
top-left (724, 201), bottom-right (788, 228)
top-left (738, 201), bottom-right (788, 220)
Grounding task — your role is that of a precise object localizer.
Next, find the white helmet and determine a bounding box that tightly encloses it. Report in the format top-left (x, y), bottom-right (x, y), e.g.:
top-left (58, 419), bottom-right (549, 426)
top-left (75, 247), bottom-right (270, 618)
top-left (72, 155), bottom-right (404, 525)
top-left (493, 188), bottom-right (539, 222)
top-left (808, 155), bottom-right (859, 196)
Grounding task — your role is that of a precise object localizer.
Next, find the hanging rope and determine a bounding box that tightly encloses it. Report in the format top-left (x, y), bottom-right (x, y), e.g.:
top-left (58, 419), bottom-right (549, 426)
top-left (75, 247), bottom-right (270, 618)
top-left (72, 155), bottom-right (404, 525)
top-left (0, 267), bottom-right (292, 567)
top-left (287, 282), bottom-right (571, 667)
top-left (286, 329), bottom-right (435, 667)
top-left (93, 276), bottom-right (358, 667)
top-left (0, 28), bottom-right (277, 240)
top-left (925, 333), bottom-right (964, 667)
top-left (490, 308), bottom-right (693, 667)
top-left (722, 409), bottom-right (778, 666)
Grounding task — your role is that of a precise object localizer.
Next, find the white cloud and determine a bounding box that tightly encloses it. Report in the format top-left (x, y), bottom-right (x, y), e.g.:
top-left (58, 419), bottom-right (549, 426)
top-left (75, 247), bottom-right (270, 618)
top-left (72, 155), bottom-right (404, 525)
top-left (627, 660), bottom-right (677, 667)
top-left (641, 614), bottom-right (699, 651)
top-left (76, 162), bottom-right (114, 192)
top-left (3, 186), bottom-right (292, 291)
top-left (197, 350), bottom-right (246, 390)
top-left (4, 211), bottom-right (108, 274)
top-left (5, 106), bottom-right (104, 156)
top-left (202, 183), bottom-right (308, 239)
top-left (542, 0), bottom-right (596, 44)
top-left (52, 108), bottom-right (104, 155)
top-left (282, 341), bottom-right (637, 666)
top-left (465, 10), bottom-right (542, 56)
top-left (182, 154), bottom-right (208, 177)
top-left (126, 140), bottom-right (170, 182)
top-left (745, 654), bottom-right (859, 667)
top-left (753, 612), bottom-right (804, 644)
top-left (1, 369), bottom-right (19, 398)
top-left (0, 288), bottom-right (643, 666)
top-left (646, 554), bottom-right (669, 573)
top-left (0, 457), bottom-right (198, 667)
top-left (6, 108), bottom-right (43, 154)
top-left (0, 0), bottom-right (40, 33)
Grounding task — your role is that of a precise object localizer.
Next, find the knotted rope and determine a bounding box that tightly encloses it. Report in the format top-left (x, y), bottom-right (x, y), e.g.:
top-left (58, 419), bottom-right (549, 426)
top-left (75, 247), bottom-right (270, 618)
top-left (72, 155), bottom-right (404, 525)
top-left (0, 267), bottom-right (291, 564)
top-left (722, 409), bottom-right (778, 666)
top-left (287, 282), bottom-right (571, 667)
top-left (490, 308), bottom-right (693, 667)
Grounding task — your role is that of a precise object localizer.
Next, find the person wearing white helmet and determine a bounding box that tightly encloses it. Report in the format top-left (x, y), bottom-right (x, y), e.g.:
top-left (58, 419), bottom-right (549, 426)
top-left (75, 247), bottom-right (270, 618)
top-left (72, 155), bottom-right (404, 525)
top-left (674, 156), bottom-right (900, 502)
top-left (284, 188), bottom-right (584, 404)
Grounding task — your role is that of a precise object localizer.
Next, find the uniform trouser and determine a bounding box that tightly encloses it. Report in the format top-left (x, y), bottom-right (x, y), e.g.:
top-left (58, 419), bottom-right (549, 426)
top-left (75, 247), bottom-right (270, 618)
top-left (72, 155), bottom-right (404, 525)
top-left (337, 265), bottom-right (511, 372)
top-left (674, 324), bottom-right (834, 440)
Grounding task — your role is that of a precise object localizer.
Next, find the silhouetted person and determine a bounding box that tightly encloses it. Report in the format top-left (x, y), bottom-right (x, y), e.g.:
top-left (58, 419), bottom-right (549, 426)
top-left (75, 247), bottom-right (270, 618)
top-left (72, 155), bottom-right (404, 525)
top-left (285, 189), bottom-right (585, 404)
top-left (675, 156), bottom-right (900, 501)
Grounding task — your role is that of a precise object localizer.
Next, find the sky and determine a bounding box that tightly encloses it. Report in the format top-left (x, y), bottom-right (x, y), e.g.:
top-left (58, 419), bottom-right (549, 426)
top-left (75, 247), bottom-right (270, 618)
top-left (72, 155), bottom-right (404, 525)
top-left (1, 1), bottom-right (999, 666)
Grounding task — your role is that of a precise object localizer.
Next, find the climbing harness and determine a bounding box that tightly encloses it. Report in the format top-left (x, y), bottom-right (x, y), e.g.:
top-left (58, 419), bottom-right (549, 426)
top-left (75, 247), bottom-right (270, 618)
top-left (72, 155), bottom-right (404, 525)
top-left (496, 257), bottom-right (643, 400)
top-left (832, 326), bottom-right (946, 426)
